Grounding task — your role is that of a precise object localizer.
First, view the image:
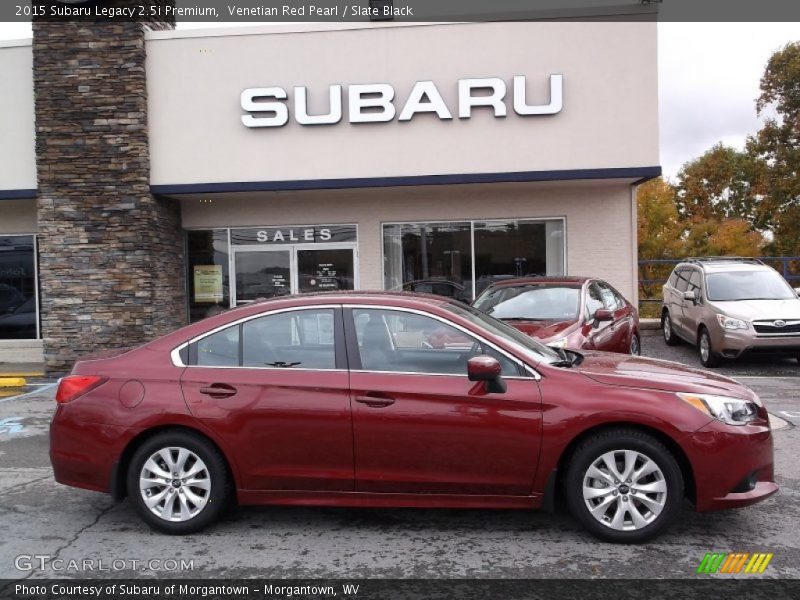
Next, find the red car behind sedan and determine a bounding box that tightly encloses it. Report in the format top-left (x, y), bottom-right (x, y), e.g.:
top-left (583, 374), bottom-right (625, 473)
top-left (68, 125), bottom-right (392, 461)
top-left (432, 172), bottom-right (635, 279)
top-left (50, 292), bottom-right (776, 543)
top-left (472, 277), bottom-right (641, 355)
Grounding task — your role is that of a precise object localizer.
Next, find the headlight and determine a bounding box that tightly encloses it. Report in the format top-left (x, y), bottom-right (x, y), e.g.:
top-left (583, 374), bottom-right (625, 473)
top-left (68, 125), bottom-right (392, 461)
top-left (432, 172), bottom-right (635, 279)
top-left (677, 392), bottom-right (760, 426)
top-left (547, 337), bottom-right (568, 349)
top-left (716, 314), bottom-right (748, 330)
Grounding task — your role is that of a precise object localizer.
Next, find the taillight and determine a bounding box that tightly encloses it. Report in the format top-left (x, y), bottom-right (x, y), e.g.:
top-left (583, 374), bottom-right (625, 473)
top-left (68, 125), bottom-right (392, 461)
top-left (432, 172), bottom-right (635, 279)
top-left (55, 375), bottom-right (108, 404)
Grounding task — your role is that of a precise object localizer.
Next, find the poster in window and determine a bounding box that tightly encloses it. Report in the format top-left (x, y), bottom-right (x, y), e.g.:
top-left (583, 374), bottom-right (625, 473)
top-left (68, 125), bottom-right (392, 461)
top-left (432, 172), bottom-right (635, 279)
top-left (194, 265), bottom-right (223, 303)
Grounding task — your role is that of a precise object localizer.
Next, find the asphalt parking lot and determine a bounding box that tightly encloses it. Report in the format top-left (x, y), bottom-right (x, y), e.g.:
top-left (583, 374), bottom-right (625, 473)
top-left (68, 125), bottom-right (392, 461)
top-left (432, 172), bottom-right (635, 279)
top-left (0, 334), bottom-right (798, 581)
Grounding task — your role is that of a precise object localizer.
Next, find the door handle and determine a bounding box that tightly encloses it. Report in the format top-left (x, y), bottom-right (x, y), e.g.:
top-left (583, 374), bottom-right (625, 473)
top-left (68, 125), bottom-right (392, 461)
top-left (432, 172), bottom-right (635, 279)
top-left (354, 395), bottom-right (395, 408)
top-left (199, 384), bottom-right (237, 398)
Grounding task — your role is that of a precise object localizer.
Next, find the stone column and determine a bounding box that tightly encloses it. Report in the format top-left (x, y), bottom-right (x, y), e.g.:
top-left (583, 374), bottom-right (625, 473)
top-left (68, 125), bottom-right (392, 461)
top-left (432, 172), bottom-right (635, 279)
top-left (33, 15), bottom-right (186, 374)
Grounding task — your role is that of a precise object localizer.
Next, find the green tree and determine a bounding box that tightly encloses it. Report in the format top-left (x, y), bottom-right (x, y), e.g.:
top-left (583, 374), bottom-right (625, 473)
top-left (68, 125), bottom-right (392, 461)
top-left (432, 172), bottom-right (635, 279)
top-left (747, 40), bottom-right (800, 255)
top-left (637, 177), bottom-right (683, 260)
top-left (675, 144), bottom-right (766, 228)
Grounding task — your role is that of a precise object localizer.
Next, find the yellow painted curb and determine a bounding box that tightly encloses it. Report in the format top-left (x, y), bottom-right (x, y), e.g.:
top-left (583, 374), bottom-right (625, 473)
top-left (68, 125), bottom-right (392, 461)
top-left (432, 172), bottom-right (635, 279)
top-left (0, 372), bottom-right (44, 377)
top-left (0, 390), bottom-right (21, 398)
top-left (0, 377), bottom-right (26, 388)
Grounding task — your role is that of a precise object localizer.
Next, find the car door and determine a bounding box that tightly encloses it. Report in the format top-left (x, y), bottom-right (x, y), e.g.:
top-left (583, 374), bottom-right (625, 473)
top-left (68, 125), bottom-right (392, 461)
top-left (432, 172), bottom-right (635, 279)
top-left (345, 306), bottom-right (542, 496)
top-left (179, 306), bottom-right (355, 492)
top-left (584, 282), bottom-right (616, 350)
top-left (602, 282), bottom-right (634, 353)
top-left (670, 269), bottom-right (692, 337)
top-left (680, 269), bottom-right (704, 344)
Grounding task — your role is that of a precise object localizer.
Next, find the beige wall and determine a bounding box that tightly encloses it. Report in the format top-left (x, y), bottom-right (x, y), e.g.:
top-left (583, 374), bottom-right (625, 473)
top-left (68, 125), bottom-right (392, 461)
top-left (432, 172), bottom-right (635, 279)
top-left (178, 179), bottom-right (637, 301)
top-left (0, 199), bottom-right (37, 234)
top-left (0, 42), bottom-right (36, 192)
top-left (147, 21), bottom-right (658, 185)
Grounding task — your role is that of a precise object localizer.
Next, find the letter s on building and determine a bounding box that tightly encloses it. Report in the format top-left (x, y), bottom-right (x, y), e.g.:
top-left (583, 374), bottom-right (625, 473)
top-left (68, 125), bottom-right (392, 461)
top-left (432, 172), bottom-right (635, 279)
top-left (242, 88), bottom-right (289, 127)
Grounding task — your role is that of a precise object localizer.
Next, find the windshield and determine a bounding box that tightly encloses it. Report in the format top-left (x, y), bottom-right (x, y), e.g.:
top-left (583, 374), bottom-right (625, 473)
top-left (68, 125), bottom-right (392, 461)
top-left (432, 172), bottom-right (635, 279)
top-left (443, 302), bottom-right (564, 365)
top-left (474, 284), bottom-right (581, 320)
top-left (706, 270), bottom-right (796, 301)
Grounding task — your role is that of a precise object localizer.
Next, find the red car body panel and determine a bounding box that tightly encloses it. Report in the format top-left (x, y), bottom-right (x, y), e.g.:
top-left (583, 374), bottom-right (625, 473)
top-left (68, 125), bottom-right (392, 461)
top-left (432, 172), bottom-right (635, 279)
top-left (51, 292), bottom-right (776, 516)
top-left (472, 277), bottom-right (640, 354)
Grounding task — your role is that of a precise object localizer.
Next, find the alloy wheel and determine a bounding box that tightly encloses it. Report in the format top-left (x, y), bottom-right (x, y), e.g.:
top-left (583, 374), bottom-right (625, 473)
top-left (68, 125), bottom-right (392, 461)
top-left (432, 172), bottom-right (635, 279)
top-left (139, 447), bottom-right (211, 522)
top-left (630, 335), bottom-right (640, 355)
top-left (700, 334), bottom-right (710, 362)
top-left (582, 449), bottom-right (667, 531)
top-left (663, 318), bottom-right (671, 342)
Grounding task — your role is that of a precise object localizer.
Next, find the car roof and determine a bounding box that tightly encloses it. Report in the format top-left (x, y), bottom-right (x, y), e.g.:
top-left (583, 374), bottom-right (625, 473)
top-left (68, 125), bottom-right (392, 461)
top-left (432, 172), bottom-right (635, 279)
top-left (144, 290), bottom-right (469, 352)
top-left (676, 259), bottom-right (773, 274)
top-left (481, 276), bottom-right (591, 290)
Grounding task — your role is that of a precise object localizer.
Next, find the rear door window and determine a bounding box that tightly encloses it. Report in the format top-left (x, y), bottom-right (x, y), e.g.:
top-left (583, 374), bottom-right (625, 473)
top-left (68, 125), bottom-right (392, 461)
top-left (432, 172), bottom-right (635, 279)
top-left (674, 269), bottom-right (690, 292)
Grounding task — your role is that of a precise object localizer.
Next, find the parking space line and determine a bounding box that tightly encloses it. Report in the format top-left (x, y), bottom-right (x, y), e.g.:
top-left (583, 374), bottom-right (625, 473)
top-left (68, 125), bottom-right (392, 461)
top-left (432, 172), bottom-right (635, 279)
top-left (0, 383), bottom-right (57, 403)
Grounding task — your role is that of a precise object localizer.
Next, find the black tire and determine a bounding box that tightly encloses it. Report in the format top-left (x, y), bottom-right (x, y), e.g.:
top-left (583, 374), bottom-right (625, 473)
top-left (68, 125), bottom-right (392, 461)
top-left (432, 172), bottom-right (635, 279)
top-left (126, 430), bottom-right (230, 534)
top-left (565, 428), bottom-right (684, 544)
top-left (698, 327), bottom-right (722, 368)
top-left (662, 311), bottom-right (679, 346)
top-left (629, 333), bottom-right (641, 356)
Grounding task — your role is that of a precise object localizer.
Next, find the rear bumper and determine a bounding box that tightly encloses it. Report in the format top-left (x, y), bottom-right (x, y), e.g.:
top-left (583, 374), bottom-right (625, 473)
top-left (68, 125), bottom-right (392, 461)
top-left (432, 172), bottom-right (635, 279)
top-left (683, 419), bottom-right (777, 512)
top-left (50, 406), bottom-right (131, 494)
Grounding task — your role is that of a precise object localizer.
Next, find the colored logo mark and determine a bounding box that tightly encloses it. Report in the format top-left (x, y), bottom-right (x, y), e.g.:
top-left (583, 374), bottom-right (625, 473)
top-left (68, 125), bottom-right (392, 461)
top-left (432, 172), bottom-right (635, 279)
top-left (697, 552), bottom-right (773, 574)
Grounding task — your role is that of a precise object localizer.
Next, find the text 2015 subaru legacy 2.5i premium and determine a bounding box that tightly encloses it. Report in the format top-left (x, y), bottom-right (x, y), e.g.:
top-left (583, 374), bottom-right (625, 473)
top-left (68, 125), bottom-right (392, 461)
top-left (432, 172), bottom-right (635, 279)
top-left (50, 292), bottom-right (777, 543)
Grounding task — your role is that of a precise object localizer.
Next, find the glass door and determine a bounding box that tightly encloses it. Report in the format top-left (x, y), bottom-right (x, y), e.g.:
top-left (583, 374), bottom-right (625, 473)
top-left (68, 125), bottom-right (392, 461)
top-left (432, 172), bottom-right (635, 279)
top-left (296, 248), bottom-right (355, 293)
top-left (233, 249), bottom-right (293, 305)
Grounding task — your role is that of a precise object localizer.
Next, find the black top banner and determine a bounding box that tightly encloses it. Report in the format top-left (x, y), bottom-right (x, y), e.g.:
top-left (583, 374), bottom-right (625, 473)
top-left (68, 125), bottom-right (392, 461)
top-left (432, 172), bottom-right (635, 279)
top-left (3, 0), bottom-right (800, 23)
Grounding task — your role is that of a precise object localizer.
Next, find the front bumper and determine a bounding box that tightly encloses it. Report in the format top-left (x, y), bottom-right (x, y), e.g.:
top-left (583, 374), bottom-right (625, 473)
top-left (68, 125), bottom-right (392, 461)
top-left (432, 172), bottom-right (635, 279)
top-left (683, 419), bottom-right (777, 511)
top-left (708, 322), bottom-right (800, 358)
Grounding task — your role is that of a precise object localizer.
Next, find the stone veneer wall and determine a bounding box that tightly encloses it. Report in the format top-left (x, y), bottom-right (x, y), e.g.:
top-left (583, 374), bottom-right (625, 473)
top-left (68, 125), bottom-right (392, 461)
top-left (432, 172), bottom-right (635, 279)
top-left (33, 17), bottom-right (186, 374)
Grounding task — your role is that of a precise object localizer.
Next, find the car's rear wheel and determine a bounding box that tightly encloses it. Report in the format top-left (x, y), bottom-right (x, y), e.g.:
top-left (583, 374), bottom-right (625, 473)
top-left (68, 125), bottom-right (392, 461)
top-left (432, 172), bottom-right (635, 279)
top-left (630, 333), bottom-right (641, 356)
top-left (127, 431), bottom-right (230, 534)
top-left (662, 311), bottom-right (679, 346)
top-left (566, 428), bottom-right (684, 543)
top-left (698, 327), bottom-right (721, 368)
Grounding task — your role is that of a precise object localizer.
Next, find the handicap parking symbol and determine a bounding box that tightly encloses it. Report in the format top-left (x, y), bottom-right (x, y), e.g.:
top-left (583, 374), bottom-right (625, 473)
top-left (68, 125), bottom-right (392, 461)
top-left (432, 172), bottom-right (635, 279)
top-left (0, 417), bottom-right (25, 434)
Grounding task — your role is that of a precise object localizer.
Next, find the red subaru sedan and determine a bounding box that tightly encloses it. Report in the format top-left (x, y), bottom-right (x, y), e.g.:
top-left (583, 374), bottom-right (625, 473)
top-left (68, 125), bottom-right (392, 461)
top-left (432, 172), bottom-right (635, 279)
top-left (473, 277), bottom-right (641, 355)
top-left (50, 292), bottom-right (776, 542)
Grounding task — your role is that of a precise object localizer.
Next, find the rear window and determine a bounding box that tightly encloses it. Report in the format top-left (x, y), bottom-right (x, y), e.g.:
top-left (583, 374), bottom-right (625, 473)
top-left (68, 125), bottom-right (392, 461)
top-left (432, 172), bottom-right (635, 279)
top-left (473, 284), bottom-right (581, 320)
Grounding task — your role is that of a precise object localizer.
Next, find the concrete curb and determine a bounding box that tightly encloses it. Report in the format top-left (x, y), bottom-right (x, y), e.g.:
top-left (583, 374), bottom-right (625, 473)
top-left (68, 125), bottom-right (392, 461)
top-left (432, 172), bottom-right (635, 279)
top-left (640, 318), bottom-right (660, 330)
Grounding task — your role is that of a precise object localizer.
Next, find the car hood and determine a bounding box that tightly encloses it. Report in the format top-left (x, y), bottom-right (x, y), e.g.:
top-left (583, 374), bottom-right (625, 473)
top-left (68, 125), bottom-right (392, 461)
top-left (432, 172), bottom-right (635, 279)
top-left (504, 319), bottom-right (576, 340)
top-left (712, 298), bottom-right (800, 320)
top-left (574, 351), bottom-right (752, 398)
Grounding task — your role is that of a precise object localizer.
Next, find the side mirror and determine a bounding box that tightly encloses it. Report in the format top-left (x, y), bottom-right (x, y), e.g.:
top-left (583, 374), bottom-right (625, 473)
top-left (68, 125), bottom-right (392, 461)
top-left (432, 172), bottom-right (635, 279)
top-left (467, 356), bottom-right (507, 394)
top-left (593, 309), bottom-right (613, 323)
top-left (682, 290), bottom-right (700, 304)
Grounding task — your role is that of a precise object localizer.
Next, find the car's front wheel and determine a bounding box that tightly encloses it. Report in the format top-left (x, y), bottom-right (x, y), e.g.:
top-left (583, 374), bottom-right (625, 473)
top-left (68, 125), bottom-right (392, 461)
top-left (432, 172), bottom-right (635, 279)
top-left (566, 428), bottom-right (684, 543)
top-left (629, 333), bottom-right (641, 356)
top-left (127, 431), bottom-right (230, 534)
top-left (662, 311), bottom-right (679, 346)
top-left (698, 327), bottom-right (722, 368)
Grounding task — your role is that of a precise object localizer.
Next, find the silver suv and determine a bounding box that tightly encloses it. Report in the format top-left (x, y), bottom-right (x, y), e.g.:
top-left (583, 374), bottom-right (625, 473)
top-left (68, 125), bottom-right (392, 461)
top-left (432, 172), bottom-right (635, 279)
top-left (661, 257), bottom-right (800, 367)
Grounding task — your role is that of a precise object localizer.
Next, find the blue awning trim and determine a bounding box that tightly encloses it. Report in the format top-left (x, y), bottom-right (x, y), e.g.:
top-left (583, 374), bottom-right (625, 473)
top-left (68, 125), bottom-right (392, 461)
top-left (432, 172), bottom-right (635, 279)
top-left (150, 166), bottom-right (662, 195)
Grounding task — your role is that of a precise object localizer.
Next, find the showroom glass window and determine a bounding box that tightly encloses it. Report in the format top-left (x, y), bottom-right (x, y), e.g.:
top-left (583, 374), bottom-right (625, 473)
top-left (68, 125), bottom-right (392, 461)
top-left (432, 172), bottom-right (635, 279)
top-left (0, 235), bottom-right (38, 340)
top-left (186, 230), bottom-right (230, 323)
top-left (383, 219), bottom-right (564, 301)
top-left (383, 222), bottom-right (472, 302)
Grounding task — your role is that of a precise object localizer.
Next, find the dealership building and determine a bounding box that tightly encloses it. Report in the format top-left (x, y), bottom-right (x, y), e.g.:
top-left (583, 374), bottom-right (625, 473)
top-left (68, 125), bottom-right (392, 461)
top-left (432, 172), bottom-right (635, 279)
top-left (0, 15), bottom-right (660, 372)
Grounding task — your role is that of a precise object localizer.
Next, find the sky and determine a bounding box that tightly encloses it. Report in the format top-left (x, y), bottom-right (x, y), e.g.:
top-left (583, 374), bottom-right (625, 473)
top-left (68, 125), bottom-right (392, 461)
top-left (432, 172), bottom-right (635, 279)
top-left (0, 21), bottom-right (797, 180)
